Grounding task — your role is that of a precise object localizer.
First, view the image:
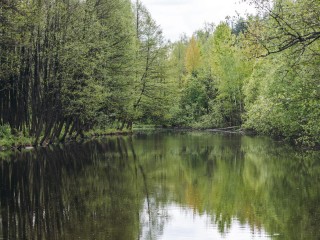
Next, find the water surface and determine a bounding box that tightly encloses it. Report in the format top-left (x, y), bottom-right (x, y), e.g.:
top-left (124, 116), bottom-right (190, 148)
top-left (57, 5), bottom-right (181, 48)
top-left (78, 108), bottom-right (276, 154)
top-left (1, 131), bottom-right (319, 239)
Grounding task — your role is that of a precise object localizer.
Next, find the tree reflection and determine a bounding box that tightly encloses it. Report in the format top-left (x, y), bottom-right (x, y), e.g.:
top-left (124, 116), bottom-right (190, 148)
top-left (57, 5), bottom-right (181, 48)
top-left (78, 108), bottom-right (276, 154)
top-left (0, 139), bottom-right (141, 240)
top-left (131, 132), bottom-right (320, 239)
top-left (0, 133), bottom-right (319, 240)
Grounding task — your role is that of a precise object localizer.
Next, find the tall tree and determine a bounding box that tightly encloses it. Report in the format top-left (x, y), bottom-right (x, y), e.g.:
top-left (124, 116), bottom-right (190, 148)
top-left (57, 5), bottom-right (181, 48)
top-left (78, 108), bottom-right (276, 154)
top-left (185, 36), bottom-right (201, 75)
top-left (210, 23), bottom-right (253, 126)
top-left (128, 0), bottom-right (171, 127)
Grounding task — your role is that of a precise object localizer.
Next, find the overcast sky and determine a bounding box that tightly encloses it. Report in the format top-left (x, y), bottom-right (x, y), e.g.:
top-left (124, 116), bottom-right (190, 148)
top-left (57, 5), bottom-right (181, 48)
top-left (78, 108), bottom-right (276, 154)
top-left (139, 0), bottom-right (256, 42)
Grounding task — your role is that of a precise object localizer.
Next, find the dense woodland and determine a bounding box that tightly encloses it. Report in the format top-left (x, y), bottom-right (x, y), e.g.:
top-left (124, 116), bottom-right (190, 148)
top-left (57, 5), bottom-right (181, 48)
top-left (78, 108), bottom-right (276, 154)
top-left (0, 0), bottom-right (319, 146)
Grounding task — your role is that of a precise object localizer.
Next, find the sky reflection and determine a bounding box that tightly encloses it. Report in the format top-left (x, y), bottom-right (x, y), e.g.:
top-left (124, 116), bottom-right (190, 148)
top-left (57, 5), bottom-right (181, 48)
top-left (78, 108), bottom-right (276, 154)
top-left (141, 202), bottom-right (272, 240)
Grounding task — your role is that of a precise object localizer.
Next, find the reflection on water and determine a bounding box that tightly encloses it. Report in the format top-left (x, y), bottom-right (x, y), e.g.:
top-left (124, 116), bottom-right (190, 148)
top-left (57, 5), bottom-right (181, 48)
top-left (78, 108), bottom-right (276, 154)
top-left (0, 131), bottom-right (320, 240)
top-left (142, 203), bottom-right (271, 240)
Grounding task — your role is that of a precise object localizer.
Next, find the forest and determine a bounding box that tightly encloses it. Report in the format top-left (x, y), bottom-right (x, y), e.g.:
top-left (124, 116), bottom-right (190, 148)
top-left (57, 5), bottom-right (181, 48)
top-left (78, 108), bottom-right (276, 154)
top-left (0, 0), bottom-right (319, 147)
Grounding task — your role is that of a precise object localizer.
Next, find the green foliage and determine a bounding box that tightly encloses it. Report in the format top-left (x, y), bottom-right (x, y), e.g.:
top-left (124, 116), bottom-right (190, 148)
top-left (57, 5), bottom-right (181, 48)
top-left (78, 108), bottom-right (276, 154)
top-left (185, 36), bottom-right (201, 74)
top-left (167, 22), bottom-right (253, 129)
top-left (0, 124), bottom-right (34, 147)
top-left (84, 128), bottom-right (132, 137)
top-left (0, 125), bottom-right (12, 138)
top-left (130, 1), bottom-right (172, 126)
top-left (211, 23), bottom-right (254, 126)
top-left (165, 0), bottom-right (319, 146)
top-left (0, 0), bottom-right (170, 144)
top-left (0, 0), bottom-right (319, 147)
top-left (246, 0), bottom-right (320, 56)
top-left (242, 0), bottom-right (320, 146)
top-left (243, 48), bottom-right (320, 146)
top-left (0, 125), bottom-right (14, 147)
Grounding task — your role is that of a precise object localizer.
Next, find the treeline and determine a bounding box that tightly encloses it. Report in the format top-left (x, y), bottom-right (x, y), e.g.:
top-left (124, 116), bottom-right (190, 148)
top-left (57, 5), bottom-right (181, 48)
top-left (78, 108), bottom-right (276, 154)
top-left (0, 0), bottom-right (172, 145)
top-left (165, 0), bottom-right (320, 146)
top-left (0, 0), bottom-right (319, 146)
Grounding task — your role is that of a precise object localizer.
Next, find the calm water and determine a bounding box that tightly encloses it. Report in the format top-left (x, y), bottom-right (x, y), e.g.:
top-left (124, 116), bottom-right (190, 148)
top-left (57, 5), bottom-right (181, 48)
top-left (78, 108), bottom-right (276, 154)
top-left (0, 131), bottom-right (320, 240)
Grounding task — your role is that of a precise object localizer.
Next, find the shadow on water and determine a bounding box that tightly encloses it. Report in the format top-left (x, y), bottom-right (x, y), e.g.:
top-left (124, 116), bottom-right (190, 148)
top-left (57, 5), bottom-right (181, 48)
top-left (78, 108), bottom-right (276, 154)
top-left (0, 132), bottom-right (319, 240)
top-left (0, 139), bottom-right (141, 240)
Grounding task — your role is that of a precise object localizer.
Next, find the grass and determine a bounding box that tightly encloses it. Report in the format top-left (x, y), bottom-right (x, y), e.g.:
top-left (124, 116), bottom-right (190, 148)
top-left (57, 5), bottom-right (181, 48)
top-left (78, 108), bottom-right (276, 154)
top-left (84, 128), bottom-right (133, 138)
top-left (0, 124), bottom-right (133, 152)
top-left (132, 124), bottom-right (157, 130)
top-left (0, 124), bottom-right (33, 149)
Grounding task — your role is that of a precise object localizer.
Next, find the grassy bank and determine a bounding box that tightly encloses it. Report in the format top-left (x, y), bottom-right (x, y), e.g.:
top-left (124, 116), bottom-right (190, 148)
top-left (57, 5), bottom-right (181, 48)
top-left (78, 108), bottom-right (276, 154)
top-left (0, 125), bottom-right (34, 150)
top-left (0, 124), bottom-right (133, 151)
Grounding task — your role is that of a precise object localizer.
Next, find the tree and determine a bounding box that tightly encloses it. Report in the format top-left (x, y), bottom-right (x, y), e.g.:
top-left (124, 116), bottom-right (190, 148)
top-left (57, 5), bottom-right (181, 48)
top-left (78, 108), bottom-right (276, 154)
top-left (0, 0), bottom-right (137, 143)
top-left (185, 36), bottom-right (201, 75)
top-left (128, 0), bottom-right (171, 127)
top-left (245, 0), bottom-right (320, 56)
top-left (242, 0), bottom-right (320, 146)
top-left (243, 46), bottom-right (320, 145)
top-left (210, 23), bottom-right (253, 126)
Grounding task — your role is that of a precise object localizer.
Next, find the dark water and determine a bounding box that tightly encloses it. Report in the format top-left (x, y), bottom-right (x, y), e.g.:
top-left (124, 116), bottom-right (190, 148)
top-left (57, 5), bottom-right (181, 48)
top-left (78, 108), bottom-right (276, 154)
top-left (0, 131), bottom-right (320, 240)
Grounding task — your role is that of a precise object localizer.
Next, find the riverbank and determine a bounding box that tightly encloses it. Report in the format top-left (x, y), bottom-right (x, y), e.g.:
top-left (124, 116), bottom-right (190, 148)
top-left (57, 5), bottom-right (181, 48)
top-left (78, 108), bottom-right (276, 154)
top-left (1, 126), bottom-right (319, 152)
top-left (0, 125), bottom-right (238, 152)
top-left (0, 128), bottom-right (133, 152)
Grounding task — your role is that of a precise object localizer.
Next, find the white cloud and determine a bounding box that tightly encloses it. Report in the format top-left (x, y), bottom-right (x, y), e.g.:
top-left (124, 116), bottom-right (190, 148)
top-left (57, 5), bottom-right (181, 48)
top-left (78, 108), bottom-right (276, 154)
top-left (139, 0), bottom-right (256, 41)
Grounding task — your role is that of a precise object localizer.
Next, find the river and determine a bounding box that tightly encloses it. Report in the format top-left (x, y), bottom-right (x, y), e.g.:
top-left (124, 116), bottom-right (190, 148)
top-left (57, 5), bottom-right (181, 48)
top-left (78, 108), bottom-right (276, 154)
top-left (0, 131), bottom-right (319, 239)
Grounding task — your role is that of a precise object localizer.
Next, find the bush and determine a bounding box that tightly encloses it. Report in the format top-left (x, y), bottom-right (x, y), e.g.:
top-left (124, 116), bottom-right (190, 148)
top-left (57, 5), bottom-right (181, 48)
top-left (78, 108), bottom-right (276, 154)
top-left (0, 124), bottom-right (14, 147)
